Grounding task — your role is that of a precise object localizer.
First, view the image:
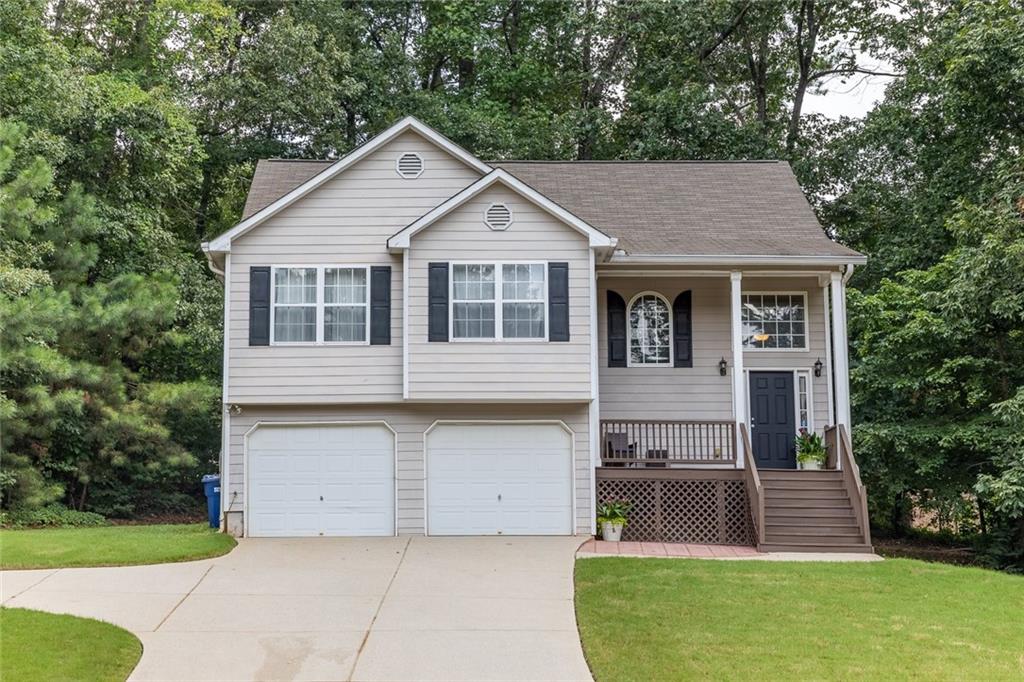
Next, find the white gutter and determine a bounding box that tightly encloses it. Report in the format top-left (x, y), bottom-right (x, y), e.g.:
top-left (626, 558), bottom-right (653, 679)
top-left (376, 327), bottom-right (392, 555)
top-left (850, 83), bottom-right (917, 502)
top-left (843, 262), bottom-right (856, 284)
top-left (201, 242), bottom-right (225, 279)
top-left (609, 254), bottom-right (868, 267)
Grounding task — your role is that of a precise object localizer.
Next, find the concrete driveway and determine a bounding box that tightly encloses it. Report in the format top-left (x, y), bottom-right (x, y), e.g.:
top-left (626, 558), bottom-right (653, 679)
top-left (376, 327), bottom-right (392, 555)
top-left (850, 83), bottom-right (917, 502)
top-left (1, 536), bottom-right (591, 682)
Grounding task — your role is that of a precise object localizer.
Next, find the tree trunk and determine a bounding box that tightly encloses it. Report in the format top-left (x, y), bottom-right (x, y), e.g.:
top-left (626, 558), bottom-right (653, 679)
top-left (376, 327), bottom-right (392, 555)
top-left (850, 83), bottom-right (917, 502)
top-left (787, 0), bottom-right (821, 154)
top-left (195, 164), bottom-right (215, 241)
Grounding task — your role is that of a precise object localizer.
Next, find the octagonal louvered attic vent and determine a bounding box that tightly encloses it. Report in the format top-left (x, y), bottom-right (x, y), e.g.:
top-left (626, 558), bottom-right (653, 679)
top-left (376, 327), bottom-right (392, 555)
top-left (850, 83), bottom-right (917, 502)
top-left (395, 152), bottom-right (424, 179)
top-left (484, 203), bottom-right (513, 230)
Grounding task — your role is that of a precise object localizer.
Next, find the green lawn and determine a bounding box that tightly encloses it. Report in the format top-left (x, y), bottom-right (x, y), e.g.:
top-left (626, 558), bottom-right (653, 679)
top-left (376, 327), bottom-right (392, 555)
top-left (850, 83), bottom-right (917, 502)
top-left (575, 558), bottom-right (1024, 681)
top-left (0, 608), bottom-right (142, 681)
top-left (0, 523), bottom-right (236, 569)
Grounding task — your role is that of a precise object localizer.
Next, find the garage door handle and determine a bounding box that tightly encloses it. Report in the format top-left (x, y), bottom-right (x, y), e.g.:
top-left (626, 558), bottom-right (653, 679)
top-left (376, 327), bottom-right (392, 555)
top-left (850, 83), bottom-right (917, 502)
top-left (497, 494), bottom-right (501, 501)
top-left (320, 496), bottom-right (324, 501)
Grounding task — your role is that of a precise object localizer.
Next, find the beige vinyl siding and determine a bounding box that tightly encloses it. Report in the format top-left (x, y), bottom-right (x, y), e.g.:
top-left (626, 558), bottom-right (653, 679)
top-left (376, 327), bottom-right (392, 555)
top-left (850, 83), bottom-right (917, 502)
top-left (597, 275), bottom-right (832, 432)
top-left (226, 131), bottom-right (482, 404)
top-left (227, 403), bottom-right (592, 535)
top-left (407, 185), bottom-right (593, 401)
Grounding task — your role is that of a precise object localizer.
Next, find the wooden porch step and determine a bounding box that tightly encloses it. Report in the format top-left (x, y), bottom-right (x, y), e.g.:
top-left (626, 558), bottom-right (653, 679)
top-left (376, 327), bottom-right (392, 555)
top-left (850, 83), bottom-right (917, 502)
top-left (764, 488), bottom-right (852, 500)
top-left (765, 508), bottom-right (856, 520)
top-left (765, 498), bottom-right (853, 510)
top-left (758, 542), bottom-right (874, 554)
top-left (758, 470), bottom-right (842, 480)
top-left (763, 513), bottom-right (857, 526)
top-left (763, 532), bottom-right (866, 546)
top-left (766, 524), bottom-right (862, 537)
top-left (762, 479), bottom-right (845, 490)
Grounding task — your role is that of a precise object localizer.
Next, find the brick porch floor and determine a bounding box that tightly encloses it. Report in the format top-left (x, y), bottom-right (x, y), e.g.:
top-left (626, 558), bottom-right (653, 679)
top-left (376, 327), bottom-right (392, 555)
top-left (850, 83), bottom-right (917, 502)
top-left (577, 539), bottom-right (761, 558)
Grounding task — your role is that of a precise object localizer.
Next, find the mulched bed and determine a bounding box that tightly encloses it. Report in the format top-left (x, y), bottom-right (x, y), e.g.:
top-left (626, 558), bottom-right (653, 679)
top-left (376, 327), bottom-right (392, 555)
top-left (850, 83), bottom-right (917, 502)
top-left (874, 537), bottom-right (980, 566)
top-left (109, 512), bottom-right (206, 526)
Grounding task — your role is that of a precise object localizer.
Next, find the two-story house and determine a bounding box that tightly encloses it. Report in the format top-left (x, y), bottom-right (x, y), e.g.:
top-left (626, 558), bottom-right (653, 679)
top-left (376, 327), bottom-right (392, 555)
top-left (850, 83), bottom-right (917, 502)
top-left (202, 116), bottom-right (871, 553)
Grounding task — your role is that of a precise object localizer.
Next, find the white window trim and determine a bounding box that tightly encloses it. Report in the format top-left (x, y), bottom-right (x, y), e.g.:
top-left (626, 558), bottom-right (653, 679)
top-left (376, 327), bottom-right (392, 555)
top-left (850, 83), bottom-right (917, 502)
top-left (448, 261), bottom-right (549, 342)
top-left (741, 290), bottom-right (810, 352)
top-left (626, 291), bottom-right (673, 367)
top-left (269, 265), bottom-right (371, 346)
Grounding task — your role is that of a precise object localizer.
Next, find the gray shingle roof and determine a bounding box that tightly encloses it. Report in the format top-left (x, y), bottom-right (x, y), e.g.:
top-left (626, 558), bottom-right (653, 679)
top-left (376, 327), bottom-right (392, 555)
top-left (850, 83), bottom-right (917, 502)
top-left (492, 161), bottom-right (860, 258)
top-left (240, 158), bottom-right (862, 259)
top-left (241, 159), bottom-right (335, 219)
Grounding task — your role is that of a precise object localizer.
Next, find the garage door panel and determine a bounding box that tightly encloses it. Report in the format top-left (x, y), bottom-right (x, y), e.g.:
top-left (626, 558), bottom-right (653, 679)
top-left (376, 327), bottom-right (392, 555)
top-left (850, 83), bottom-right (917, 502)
top-left (248, 424), bottom-right (395, 538)
top-left (427, 424), bottom-right (573, 536)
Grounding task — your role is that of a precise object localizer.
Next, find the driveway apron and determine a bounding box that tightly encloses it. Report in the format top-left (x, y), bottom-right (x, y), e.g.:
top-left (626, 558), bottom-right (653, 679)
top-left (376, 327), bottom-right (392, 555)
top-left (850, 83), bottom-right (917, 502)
top-left (1, 536), bottom-right (591, 682)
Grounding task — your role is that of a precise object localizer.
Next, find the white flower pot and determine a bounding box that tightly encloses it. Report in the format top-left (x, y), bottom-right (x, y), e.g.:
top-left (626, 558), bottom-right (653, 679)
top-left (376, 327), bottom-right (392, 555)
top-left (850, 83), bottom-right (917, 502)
top-left (800, 460), bottom-right (822, 471)
top-left (600, 521), bottom-right (624, 542)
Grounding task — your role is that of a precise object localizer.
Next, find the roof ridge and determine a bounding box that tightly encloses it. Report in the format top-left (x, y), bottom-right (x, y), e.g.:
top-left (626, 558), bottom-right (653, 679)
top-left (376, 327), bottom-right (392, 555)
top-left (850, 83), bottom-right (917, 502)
top-left (491, 159), bottom-right (785, 164)
top-left (264, 158), bottom-right (336, 163)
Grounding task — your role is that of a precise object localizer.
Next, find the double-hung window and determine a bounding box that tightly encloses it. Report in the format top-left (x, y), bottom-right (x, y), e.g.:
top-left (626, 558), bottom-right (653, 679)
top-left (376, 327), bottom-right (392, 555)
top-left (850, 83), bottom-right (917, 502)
top-left (741, 293), bottom-right (807, 350)
top-left (501, 264), bottom-right (546, 339)
top-left (271, 266), bottom-right (369, 344)
top-left (451, 263), bottom-right (546, 340)
top-left (324, 267), bottom-right (368, 343)
top-left (273, 268), bottom-right (317, 343)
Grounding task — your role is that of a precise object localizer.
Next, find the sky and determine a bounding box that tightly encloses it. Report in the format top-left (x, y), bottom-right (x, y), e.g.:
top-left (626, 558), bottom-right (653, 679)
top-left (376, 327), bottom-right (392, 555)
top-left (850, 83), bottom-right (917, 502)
top-left (803, 68), bottom-right (897, 119)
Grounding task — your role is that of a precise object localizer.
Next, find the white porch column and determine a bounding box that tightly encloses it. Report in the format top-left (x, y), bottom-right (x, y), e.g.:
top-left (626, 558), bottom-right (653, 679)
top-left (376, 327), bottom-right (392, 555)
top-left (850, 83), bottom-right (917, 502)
top-left (830, 271), bottom-right (852, 429)
top-left (729, 271), bottom-right (746, 467)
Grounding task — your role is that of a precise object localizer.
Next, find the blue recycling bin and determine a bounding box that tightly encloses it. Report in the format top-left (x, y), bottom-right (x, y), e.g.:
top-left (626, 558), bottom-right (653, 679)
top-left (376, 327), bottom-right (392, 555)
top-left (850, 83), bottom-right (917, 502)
top-left (202, 474), bottom-right (221, 529)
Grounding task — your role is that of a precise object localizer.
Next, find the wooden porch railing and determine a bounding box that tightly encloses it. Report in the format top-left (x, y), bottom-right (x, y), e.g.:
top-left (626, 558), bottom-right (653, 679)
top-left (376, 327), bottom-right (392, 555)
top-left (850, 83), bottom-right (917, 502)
top-left (599, 420), bottom-right (736, 466)
top-left (739, 423), bottom-right (764, 545)
top-left (826, 424), bottom-right (872, 546)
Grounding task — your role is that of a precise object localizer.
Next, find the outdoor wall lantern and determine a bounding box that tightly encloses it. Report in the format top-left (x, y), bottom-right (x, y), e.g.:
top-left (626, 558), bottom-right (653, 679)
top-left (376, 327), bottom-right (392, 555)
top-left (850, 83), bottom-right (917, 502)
top-left (719, 357), bottom-right (728, 376)
top-left (814, 357), bottom-right (823, 377)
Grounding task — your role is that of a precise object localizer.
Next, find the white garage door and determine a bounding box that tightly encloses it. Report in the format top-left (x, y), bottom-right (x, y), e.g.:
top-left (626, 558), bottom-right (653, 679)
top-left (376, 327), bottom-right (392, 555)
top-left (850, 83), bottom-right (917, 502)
top-left (247, 424), bottom-right (394, 537)
top-left (427, 423), bottom-right (573, 536)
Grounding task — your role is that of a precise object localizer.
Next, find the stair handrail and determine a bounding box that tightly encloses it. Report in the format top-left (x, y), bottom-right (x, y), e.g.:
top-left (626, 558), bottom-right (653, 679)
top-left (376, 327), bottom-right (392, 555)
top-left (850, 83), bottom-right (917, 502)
top-left (837, 424), bottom-right (872, 547)
top-left (739, 423), bottom-right (765, 546)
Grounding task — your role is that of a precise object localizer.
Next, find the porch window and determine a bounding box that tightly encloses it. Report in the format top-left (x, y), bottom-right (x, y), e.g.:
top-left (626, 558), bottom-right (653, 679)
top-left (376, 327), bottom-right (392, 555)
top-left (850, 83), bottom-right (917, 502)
top-left (741, 293), bottom-right (807, 349)
top-left (798, 371), bottom-right (810, 429)
top-left (628, 293), bottom-right (671, 365)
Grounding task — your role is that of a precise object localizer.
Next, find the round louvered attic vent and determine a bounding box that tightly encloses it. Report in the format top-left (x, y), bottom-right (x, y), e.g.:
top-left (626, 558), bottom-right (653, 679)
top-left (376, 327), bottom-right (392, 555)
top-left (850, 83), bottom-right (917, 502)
top-left (395, 152), bottom-right (424, 178)
top-left (484, 203), bottom-right (513, 230)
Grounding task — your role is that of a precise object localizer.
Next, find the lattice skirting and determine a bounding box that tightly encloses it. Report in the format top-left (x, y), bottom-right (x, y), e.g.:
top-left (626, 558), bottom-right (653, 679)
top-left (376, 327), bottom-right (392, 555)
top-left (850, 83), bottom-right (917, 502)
top-left (596, 471), bottom-right (754, 545)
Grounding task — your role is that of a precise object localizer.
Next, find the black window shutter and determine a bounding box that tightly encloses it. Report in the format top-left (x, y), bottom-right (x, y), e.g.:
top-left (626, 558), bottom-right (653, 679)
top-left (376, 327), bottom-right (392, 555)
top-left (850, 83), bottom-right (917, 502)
top-left (428, 262), bottom-right (449, 342)
top-left (548, 262), bottom-right (569, 342)
top-left (607, 290), bottom-right (627, 367)
top-left (370, 266), bottom-right (391, 345)
top-left (249, 266), bottom-right (271, 346)
top-left (673, 290), bottom-right (693, 367)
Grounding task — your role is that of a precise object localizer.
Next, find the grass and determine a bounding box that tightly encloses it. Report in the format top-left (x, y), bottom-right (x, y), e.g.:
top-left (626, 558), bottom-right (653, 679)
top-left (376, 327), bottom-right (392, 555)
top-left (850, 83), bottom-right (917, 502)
top-left (0, 523), bottom-right (236, 569)
top-left (0, 608), bottom-right (142, 681)
top-left (575, 557), bottom-right (1024, 681)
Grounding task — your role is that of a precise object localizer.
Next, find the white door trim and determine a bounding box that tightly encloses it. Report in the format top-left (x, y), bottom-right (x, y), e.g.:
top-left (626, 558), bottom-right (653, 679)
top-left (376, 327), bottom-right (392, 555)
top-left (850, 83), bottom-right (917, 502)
top-left (743, 369), bottom-right (814, 434)
top-left (243, 420), bottom-right (398, 537)
top-left (422, 419), bottom-right (577, 536)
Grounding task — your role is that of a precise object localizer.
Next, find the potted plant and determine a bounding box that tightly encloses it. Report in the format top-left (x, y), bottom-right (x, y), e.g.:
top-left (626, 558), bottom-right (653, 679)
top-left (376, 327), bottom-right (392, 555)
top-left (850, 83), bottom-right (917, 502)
top-left (596, 501), bottom-right (630, 541)
top-left (795, 428), bottom-right (827, 470)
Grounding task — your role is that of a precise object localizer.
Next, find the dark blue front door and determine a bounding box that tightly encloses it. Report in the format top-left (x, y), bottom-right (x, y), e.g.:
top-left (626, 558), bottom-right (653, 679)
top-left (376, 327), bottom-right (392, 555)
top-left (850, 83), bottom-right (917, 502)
top-left (749, 372), bottom-right (796, 469)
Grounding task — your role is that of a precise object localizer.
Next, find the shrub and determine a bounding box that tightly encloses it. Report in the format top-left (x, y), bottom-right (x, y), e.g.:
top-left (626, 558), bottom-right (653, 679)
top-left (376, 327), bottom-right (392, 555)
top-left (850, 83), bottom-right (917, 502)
top-left (1, 504), bottom-right (108, 528)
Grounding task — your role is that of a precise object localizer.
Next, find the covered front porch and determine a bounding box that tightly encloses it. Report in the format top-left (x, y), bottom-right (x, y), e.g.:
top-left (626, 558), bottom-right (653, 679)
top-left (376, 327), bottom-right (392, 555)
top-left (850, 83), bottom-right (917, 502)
top-left (594, 419), bottom-right (870, 552)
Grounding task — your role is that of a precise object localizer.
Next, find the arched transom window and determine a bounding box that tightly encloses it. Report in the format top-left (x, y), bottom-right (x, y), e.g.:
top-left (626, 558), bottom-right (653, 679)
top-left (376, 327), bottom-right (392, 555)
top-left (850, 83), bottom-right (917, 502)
top-left (629, 293), bottom-right (671, 365)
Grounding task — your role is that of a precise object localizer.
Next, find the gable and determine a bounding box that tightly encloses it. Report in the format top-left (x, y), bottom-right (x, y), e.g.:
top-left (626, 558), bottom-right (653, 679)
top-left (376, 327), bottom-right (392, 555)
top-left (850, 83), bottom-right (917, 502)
top-left (205, 117), bottom-right (490, 253)
top-left (387, 170), bottom-right (614, 251)
top-left (409, 182), bottom-right (594, 251)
